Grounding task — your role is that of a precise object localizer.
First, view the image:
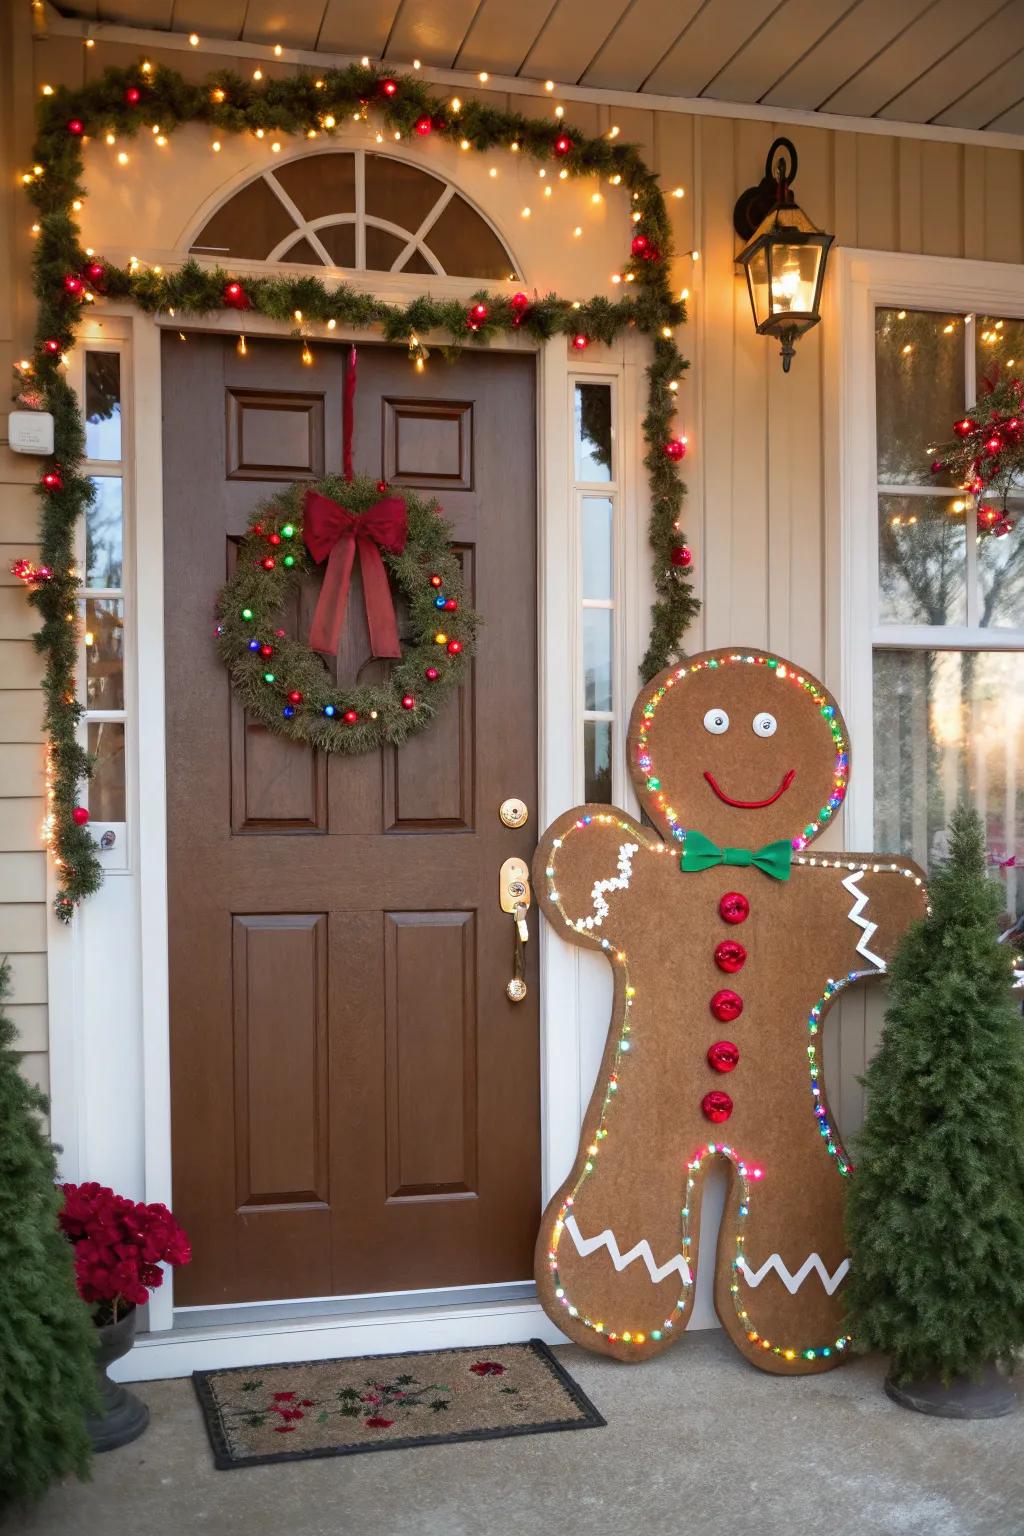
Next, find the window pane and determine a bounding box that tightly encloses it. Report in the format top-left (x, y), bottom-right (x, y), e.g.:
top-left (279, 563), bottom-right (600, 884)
top-left (86, 477), bottom-right (123, 589)
top-left (84, 352), bottom-right (121, 460)
top-left (317, 222), bottom-right (356, 268)
top-left (365, 224), bottom-right (408, 272)
top-left (574, 384), bottom-right (612, 481)
top-left (583, 608), bottom-right (613, 711)
top-left (873, 650), bottom-right (1023, 920)
top-left (976, 316), bottom-right (1024, 491)
top-left (364, 155), bottom-right (446, 230)
top-left (582, 497), bottom-right (613, 600)
top-left (584, 719), bottom-right (612, 803)
top-left (190, 175), bottom-right (295, 260)
top-left (87, 721), bottom-right (126, 822)
top-left (979, 527), bottom-right (1024, 628)
top-left (274, 154), bottom-right (356, 222)
top-left (85, 598), bottom-right (124, 710)
top-left (423, 196), bottom-right (517, 280)
top-left (875, 309), bottom-right (963, 485)
top-left (878, 494), bottom-right (966, 625)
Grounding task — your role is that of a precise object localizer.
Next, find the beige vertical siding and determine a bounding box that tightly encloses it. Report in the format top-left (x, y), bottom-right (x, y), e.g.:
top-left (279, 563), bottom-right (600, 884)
top-left (3, 26), bottom-right (1024, 1131)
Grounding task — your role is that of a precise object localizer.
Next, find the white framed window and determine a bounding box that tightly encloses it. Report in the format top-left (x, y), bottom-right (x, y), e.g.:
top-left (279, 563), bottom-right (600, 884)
top-left (572, 374), bottom-right (622, 804)
top-left (840, 250), bottom-right (1024, 925)
top-left (74, 338), bottom-right (131, 870)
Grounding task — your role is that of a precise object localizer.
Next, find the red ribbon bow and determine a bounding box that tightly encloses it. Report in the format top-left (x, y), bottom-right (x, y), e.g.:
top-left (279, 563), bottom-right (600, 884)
top-left (302, 488), bottom-right (408, 660)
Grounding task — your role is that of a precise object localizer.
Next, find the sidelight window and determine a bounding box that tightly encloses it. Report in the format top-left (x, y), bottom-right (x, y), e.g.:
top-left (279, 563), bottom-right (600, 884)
top-left (190, 151), bottom-right (518, 281)
top-left (871, 306), bottom-right (1023, 921)
top-left (574, 380), bottom-right (618, 804)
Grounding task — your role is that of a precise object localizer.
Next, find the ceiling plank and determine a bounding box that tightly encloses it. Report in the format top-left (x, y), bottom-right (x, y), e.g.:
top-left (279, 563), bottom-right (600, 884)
top-left (519, 0), bottom-right (636, 86)
top-left (879, 11), bottom-right (1024, 125)
top-left (644, 0), bottom-right (791, 97)
top-left (761, 0), bottom-right (934, 112)
top-left (240, 0), bottom-right (327, 51)
top-left (824, 0), bottom-right (1007, 117)
top-left (933, 45), bottom-right (1024, 130)
top-left (453, 0), bottom-right (557, 74)
top-left (580, 0), bottom-right (702, 93)
top-left (699, 0), bottom-right (852, 103)
top-left (986, 97), bottom-right (1024, 134)
top-left (317, 0), bottom-right (400, 57)
top-left (384, 0), bottom-right (485, 69)
top-left (93, 0), bottom-right (175, 25)
top-left (169, 0), bottom-right (248, 39)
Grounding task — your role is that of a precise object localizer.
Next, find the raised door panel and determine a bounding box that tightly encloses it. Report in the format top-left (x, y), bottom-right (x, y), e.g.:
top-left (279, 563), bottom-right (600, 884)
top-left (383, 398), bottom-right (474, 489)
top-left (226, 389), bottom-right (326, 480)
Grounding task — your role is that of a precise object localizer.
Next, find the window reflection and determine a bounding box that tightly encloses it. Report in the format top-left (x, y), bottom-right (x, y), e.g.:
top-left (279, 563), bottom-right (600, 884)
top-left (86, 478), bottom-right (123, 589)
top-left (87, 721), bottom-right (126, 822)
top-left (574, 384), bottom-right (612, 482)
top-left (85, 598), bottom-right (124, 710)
top-left (875, 309), bottom-right (963, 485)
top-left (584, 719), bottom-right (612, 803)
top-left (84, 352), bottom-right (121, 460)
top-left (877, 494), bottom-right (966, 625)
top-left (583, 608), bottom-right (613, 712)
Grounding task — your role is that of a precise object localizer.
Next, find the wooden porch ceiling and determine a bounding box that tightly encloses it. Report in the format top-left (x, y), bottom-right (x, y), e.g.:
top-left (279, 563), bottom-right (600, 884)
top-left (50, 0), bottom-right (1024, 135)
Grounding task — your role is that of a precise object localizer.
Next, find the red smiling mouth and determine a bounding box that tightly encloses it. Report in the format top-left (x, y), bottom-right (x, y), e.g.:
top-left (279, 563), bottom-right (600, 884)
top-left (704, 768), bottom-right (796, 809)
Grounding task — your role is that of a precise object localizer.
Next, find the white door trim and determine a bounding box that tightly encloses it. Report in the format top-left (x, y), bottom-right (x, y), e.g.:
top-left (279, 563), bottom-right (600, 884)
top-left (47, 293), bottom-right (652, 1370)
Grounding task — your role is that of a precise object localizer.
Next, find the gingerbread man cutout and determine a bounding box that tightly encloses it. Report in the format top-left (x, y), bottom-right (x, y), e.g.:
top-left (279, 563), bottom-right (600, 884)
top-left (533, 648), bottom-right (927, 1374)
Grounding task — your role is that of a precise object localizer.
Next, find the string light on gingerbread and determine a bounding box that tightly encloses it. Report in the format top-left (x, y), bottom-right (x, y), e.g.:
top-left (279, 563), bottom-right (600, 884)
top-left (533, 648), bottom-right (927, 1374)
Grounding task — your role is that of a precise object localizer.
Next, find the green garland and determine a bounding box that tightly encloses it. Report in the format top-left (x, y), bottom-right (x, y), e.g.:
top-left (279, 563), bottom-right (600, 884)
top-left (218, 475), bottom-right (476, 750)
top-left (19, 60), bottom-right (697, 919)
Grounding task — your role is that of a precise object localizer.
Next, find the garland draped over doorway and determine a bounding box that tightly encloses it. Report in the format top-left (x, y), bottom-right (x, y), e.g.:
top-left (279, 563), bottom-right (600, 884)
top-left (19, 61), bottom-right (697, 918)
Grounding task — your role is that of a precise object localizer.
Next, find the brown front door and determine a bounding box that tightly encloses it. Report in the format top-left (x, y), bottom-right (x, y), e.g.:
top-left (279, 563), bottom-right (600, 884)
top-left (163, 334), bottom-right (539, 1306)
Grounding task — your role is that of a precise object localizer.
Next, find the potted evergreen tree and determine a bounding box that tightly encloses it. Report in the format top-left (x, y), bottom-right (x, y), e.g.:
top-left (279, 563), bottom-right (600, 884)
top-left (846, 805), bottom-right (1024, 1417)
top-left (0, 961), bottom-right (97, 1510)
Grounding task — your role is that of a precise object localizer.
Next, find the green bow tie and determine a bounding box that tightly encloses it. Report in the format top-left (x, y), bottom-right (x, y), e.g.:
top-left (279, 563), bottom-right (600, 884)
top-left (680, 829), bottom-right (792, 882)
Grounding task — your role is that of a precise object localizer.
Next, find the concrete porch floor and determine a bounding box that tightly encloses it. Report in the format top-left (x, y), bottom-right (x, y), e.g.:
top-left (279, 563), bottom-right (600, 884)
top-left (7, 1331), bottom-right (1022, 1536)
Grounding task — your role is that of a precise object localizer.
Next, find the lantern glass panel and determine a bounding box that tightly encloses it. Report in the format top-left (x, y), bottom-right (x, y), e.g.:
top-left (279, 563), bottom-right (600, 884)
top-left (768, 238), bottom-right (822, 317)
top-left (746, 243), bottom-right (771, 328)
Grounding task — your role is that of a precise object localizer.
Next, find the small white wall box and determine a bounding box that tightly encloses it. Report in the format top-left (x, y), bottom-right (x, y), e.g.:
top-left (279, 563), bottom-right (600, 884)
top-left (9, 411), bottom-right (55, 455)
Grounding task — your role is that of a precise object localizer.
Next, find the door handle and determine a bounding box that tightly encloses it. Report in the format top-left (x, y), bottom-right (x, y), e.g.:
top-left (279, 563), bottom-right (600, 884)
top-left (499, 857), bottom-right (531, 1002)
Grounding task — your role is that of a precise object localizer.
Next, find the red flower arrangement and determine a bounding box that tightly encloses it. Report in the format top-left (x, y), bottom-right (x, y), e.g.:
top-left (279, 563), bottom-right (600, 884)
top-left (59, 1182), bottom-right (191, 1324)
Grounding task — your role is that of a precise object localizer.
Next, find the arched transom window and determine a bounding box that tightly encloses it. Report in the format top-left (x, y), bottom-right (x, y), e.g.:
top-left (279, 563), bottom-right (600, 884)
top-left (191, 150), bottom-right (518, 280)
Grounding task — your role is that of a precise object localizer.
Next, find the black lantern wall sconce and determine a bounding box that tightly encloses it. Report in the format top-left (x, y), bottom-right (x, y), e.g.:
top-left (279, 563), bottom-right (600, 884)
top-left (733, 137), bottom-right (834, 373)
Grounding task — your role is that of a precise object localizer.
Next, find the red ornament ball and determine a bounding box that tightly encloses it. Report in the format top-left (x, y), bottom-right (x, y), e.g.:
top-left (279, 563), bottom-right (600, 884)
top-left (252, 522), bottom-right (264, 535)
top-left (670, 545), bottom-right (693, 568)
top-left (701, 1090), bottom-right (733, 1124)
top-left (67, 118), bottom-right (84, 135)
top-left (415, 116), bottom-right (433, 136)
top-left (664, 438), bottom-right (686, 461)
top-left (953, 418), bottom-right (974, 437)
top-left (268, 532), bottom-right (282, 546)
top-left (631, 234), bottom-right (649, 256)
top-left (429, 574), bottom-right (443, 588)
top-left (260, 644), bottom-right (273, 658)
top-left (287, 690), bottom-right (303, 705)
top-left (470, 302), bottom-right (488, 322)
top-left (711, 989), bottom-right (743, 1023)
top-left (41, 470), bottom-right (63, 491)
top-left (261, 556), bottom-right (275, 570)
top-left (425, 666), bottom-right (439, 681)
top-left (510, 292), bottom-right (530, 313)
top-left (381, 78), bottom-right (398, 97)
top-left (719, 891), bottom-right (749, 925)
top-left (72, 806), bottom-right (90, 827)
top-left (554, 134), bottom-right (572, 155)
top-left (86, 261), bottom-right (105, 283)
top-left (124, 86), bottom-right (141, 104)
top-left (44, 338), bottom-right (61, 354)
top-left (572, 334), bottom-right (588, 351)
top-left (401, 694), bottom-right (415, 710)
top-left (707, 1041), bottom-right (739, 1073)
top-left (377, 480), bottom-right (388, 493)
top-left (63, 274), bottom-right (83, 295)
top-left (714, 939), bottom-right (746, 974)
top-left (223, 281), bottom-right (250, 310)
top-left (444, 598), bottom-right (458, 612)
top-left (446, 639), bottom-right (462, 655)
top-left (275, 628), bottom-right (286, 638)
top-left (641, 245), bottom-right (661, 262)
top-left (343, 709), bottom-right (358, 724)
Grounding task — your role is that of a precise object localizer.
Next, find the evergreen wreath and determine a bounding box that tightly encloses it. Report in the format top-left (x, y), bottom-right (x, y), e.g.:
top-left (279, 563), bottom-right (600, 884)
top-left (217, 474), bottom-right (477, 751)
top-left (18, 59), bottom-right (698, 917)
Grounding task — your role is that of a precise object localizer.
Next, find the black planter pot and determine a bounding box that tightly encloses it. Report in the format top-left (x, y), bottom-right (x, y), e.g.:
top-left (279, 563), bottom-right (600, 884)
top-left (86, 1306), bottom-right (150, 1452)
top-left (885, 1364), bottom-right (1017, 1420)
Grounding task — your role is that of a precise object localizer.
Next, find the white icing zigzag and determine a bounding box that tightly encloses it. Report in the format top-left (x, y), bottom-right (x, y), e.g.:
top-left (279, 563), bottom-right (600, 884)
top-left (577, 842), bottom-right (640, 931)
top-left (564, 1214), bottom-right (693, 1287)
top-left (737, 1253), bottom-right (850, 1296)
top-left (841, 869), bottom-right (885, 970)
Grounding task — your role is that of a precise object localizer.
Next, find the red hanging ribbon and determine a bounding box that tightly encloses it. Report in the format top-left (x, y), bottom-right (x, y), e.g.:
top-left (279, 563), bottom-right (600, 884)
top-left (343, 344), bottom-right (357, 482)
top-left (302, 488), bottom-right (408, 659)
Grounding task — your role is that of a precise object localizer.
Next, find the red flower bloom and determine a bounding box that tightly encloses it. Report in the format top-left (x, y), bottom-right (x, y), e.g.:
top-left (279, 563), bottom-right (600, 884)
top-left (469, 1361), bottom-right (506, 1376)
top-left (272, 1391), bottom-right (296, 1402)
top-left (59, 1182), bottom-right (190, 1316)
top-left (365, 1416), bottom-right (395, 1429)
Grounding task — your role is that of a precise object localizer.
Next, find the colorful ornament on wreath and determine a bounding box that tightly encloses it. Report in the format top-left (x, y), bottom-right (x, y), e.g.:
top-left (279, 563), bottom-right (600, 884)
top-left (531, 647), bottom-right (928, 1375)
top-left (933, 371), bottom-right (1024, 540)
top-left (215, 474), bottom-right (477, 754)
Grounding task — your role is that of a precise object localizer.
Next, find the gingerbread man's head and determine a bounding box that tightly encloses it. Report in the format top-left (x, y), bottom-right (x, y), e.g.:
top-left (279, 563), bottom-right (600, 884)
top-left (628, 648), bottom-right (850, 850)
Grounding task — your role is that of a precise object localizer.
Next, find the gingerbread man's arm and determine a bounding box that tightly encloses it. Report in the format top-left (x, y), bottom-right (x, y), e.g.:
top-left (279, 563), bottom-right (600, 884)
top-left (532, 805), bottom-right (662, 954)
top-left (793, 851), bottom-right (928, 975)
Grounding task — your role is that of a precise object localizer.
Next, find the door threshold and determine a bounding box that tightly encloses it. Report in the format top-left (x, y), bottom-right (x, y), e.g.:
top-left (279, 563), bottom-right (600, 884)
top-left (120, 1291), bottom-right (562, 1383)
top-left (175, 1279), bottom-right (537, 1331)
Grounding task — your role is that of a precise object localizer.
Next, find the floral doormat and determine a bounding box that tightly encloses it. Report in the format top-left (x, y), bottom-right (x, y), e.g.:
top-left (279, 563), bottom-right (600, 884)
top-left (193, 1339), bottom-right (604, 1470)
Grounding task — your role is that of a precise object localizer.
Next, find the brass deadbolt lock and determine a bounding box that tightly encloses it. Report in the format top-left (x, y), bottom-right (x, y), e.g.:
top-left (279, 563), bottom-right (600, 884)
top-left (499, 797), bottom-right (529, 829)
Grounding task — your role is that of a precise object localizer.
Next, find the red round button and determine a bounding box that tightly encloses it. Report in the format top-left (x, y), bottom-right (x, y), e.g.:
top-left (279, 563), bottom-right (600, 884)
top-left (710, 989), bottom-right (743, 1023)
top-left (702, 1090), bottom-right (733, 1123)
top-left (707, 1040), bottom-right (739, 1073)
top-left (714, 939), bottom-right (747, 974)
top-left (719, 891), bottom-right (750, 925)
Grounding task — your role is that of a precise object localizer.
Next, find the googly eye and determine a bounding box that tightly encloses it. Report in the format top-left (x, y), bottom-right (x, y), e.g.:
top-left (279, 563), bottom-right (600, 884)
top-left (753, 711), bottom-right (777, 737)
top-left (703, 708), bottom-right (730, 735)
